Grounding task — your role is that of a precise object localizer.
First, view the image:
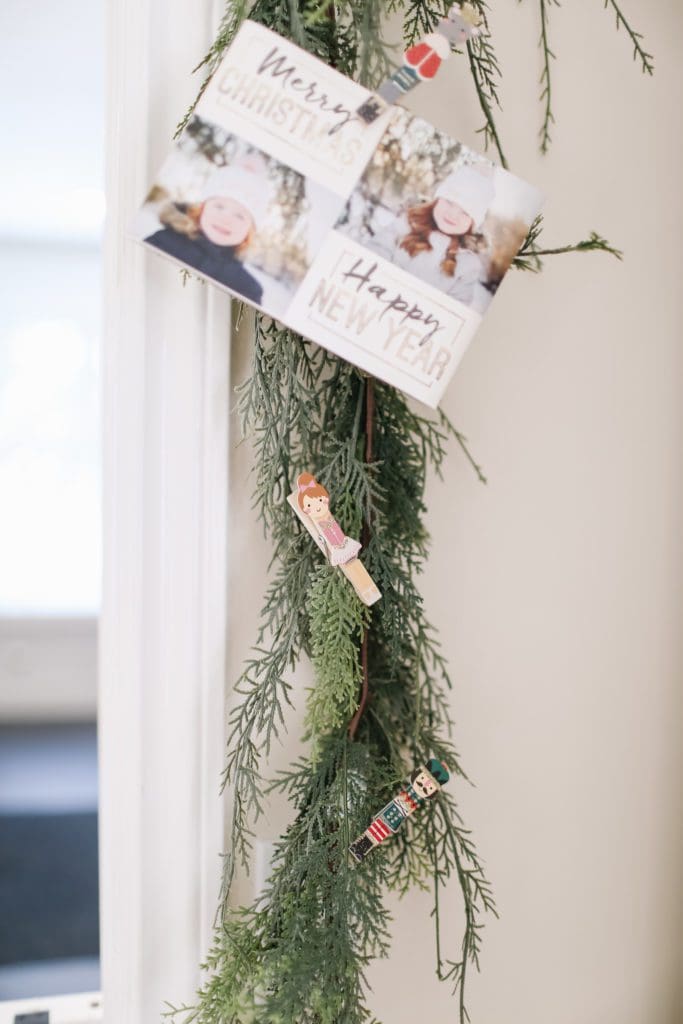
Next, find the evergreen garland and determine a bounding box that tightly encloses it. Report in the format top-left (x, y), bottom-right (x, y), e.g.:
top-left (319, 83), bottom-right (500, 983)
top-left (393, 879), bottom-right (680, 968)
top-left (168, 2), bottom-right (652, 1021)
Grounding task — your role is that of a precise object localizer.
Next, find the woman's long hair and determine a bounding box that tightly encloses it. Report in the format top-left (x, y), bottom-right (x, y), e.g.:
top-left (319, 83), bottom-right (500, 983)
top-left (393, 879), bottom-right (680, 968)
top-left (158, 201), bottom-right (253, 256)
top-left (399, 199), bottom-right (485, 277)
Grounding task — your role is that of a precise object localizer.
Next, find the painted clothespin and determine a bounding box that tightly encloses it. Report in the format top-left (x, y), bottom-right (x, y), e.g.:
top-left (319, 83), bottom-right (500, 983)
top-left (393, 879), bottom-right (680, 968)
top-left (288, 472), bottom-right (381, 607)
top-left (356, 3), bottom-right (483, 124)
top-left (349, 758), bottom-right (450, 863)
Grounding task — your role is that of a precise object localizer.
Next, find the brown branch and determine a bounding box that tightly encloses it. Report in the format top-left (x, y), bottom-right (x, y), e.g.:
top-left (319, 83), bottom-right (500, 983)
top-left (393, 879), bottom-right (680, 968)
top-left (348, 377), bottom-right (375, 741)
top-left (348, 635), bottom-right (370, 741)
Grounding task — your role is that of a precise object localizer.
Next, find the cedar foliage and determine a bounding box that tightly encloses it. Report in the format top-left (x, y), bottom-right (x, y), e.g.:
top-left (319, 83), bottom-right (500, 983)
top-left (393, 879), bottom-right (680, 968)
top-left (168, 2), bottom-right (651, 1021)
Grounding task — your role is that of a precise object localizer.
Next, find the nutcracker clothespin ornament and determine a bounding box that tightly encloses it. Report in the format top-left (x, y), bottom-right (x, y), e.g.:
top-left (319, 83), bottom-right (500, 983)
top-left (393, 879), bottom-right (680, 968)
top-left (357, 3), bottom-right (483, 123)
top-left (287, 472), bottom-right (381, 607)
top-left (349, 758), bottom-right (450, 863)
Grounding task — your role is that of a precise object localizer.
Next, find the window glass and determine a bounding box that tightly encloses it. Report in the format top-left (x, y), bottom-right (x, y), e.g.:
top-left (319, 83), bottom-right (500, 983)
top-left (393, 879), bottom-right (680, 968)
top-left (0, 0), bottom-right (104, 1004)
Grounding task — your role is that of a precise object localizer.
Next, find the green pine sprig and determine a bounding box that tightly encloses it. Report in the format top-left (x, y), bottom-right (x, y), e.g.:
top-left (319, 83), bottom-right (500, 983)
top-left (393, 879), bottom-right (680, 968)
top-left (515, 217), bottom-right (623, 273)
top-left (537, 0), bottom-right (560, 153)
top-left (307, 566), bottom-right (370, 749)
top-left (602, 0), bottom-right (654, 75)
top-left (167, 3), bottom-right (652, 1022)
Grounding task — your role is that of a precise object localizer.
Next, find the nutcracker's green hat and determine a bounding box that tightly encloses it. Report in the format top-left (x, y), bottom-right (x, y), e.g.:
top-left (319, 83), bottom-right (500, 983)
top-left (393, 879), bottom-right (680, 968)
top-left (426, 758), bottom-right (449, 786)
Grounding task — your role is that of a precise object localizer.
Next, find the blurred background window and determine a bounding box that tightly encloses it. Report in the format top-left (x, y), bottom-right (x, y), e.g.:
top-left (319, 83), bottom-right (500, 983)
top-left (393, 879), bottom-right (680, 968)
top-left (0, 0), bottom-right (103, 1004)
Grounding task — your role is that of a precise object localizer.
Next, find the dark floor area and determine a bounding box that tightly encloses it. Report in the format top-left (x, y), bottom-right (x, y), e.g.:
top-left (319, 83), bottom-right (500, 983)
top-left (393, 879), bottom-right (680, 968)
top-left (0, 723), bottom-right (100, 998)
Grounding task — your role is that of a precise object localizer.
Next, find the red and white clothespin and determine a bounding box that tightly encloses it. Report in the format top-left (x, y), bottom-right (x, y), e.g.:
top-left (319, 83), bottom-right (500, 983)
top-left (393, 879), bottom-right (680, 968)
top-left (356, 3), bottom-right (483, 124)
top-left (349, 758), bottom-right (450, 863)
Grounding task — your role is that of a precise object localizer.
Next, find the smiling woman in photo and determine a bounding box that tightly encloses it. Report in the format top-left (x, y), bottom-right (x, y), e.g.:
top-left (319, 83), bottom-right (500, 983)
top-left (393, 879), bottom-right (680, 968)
top-left (145, 160), bottom-right (270, 305)
top-left (370, 165), bottom-right (496, 312)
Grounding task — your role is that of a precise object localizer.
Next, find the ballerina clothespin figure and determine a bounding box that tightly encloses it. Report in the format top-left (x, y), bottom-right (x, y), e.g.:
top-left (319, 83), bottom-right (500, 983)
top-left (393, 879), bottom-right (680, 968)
top-left (287, 472), bottom-right (381, 607)
top-left (349, 758), bottom-right (450, 863)
top-left (356, 3), bottom-right (483, 122)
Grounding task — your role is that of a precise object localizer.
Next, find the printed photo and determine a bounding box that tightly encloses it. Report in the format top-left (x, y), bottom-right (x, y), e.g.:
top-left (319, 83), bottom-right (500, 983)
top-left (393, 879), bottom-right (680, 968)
top-left (135, 115), bottom-right (341, 316)
top-left (135, 21), bottom-right (544, 407)
top-left (335, 108), bottom-right (542, 315)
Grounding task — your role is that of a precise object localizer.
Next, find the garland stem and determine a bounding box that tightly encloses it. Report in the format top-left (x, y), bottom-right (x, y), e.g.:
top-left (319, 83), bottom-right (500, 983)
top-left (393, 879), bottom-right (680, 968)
top-left (349, 634), bottom-right (370, 740)
top-left (348, 376), bottom-right (375, 740)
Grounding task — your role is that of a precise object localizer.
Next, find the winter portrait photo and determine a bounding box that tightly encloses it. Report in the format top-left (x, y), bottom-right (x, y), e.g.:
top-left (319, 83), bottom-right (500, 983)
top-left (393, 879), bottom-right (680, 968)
top-left (335, 108), bottom-right (542, 315)
top-left (136, 115), bottom-right (337, 316)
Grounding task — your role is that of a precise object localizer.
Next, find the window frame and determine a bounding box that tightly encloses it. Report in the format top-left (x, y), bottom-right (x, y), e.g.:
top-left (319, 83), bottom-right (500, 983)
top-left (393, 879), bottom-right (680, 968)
top-left (98, 0), bottom-right (230, 1018)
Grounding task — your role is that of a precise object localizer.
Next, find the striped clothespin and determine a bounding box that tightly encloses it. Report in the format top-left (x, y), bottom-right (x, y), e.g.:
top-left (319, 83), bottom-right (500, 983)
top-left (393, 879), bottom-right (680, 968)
top-left (356, 3), bottom-right (483, 124)
top-left (349, 758), bottom-right (450, 863)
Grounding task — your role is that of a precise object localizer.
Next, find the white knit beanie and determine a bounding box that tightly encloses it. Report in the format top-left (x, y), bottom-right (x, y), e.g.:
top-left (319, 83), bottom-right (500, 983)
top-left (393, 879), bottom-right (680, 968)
top-left (200, 159), bottom-right (273, 227)
top-left (433, 166), bottom-right (495, 229)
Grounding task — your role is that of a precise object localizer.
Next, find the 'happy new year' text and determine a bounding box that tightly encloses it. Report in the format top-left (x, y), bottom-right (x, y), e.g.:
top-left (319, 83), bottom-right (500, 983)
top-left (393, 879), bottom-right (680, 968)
top-left (306, 261), bottom-right (455, 383)
top-left (341, 258), bottom-right (444, 343)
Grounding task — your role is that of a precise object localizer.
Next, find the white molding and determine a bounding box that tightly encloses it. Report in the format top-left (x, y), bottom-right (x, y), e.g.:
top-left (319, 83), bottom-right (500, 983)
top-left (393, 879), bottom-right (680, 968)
top-left (100, 0), bottom-right (230, 1020)
top-left (196, 288), bottom-right (231, 948)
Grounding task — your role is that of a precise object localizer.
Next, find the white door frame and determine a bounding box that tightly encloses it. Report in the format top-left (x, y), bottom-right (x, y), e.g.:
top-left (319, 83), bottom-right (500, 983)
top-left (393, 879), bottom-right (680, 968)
top-left (99, 0), bottom-right (230, 1019)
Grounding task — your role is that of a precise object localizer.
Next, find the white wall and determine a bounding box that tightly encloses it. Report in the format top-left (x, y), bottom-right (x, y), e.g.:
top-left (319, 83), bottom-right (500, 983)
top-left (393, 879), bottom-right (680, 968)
top-left (228, 2), bottom-right (683, 1022)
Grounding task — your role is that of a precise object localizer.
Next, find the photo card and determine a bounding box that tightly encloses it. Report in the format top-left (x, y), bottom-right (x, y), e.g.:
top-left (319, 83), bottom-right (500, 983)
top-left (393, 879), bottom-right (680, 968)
top-left (134, 19), bottom-right (543, 408)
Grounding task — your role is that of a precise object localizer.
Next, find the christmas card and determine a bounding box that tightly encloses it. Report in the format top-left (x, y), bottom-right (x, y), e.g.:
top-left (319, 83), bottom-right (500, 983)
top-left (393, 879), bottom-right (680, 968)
top-left (134, 19), bottom-right (543, 408)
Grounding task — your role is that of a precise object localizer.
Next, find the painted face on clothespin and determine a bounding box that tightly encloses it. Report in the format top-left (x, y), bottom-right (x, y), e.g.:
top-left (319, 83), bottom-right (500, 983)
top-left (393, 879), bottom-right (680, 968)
top-left (410, 766), bottom-right (441, 800)
top-left (438, 2), bottom-right (483, 46)
top-left (301, 492), bottom-right (330, 520)
top-left (297, 473), bottom-right (332, 521)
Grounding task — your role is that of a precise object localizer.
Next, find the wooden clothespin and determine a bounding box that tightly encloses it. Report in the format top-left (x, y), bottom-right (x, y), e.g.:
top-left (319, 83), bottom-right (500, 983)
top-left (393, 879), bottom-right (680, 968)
top-left (356, 3), bottom-right (483, 124)
top-left (349, 758), bottom-right (450, 863)
top-left (288, 472), bottom-right (381, 607)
